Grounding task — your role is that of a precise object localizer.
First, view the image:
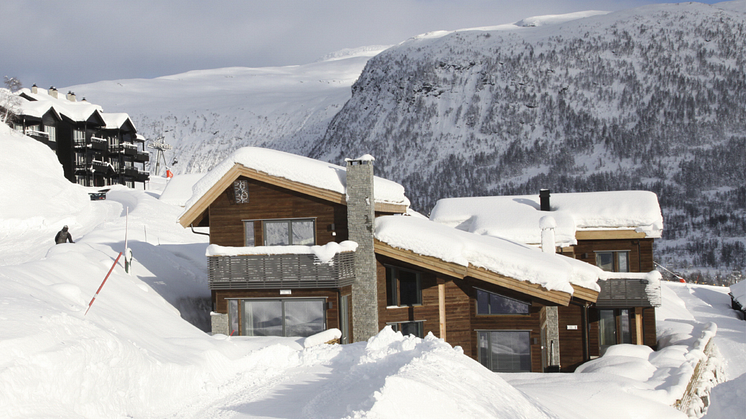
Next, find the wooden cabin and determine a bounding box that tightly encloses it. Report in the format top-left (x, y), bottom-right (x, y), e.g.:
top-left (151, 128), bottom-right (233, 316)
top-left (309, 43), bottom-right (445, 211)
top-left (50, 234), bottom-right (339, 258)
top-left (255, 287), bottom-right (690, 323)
top-left (430, 189), bottom-right (664, 370)
top-left (8, 85), bottom-right (149, 188)
top-left (179, 148), bottom-right (604, 373)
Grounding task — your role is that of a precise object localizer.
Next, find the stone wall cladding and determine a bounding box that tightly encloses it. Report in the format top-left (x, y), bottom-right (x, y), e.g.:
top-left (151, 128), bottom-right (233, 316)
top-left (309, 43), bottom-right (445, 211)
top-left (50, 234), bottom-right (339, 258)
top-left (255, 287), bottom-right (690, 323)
top-left (346, 158), bottom-right (379, 342)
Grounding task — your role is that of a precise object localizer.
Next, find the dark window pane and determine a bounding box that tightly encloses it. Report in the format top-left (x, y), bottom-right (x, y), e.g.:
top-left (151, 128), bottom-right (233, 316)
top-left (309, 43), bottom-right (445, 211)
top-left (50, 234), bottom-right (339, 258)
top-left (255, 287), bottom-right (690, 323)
top-left (620, 309), bottom-right (631, 344)
top-left (596, 252), bottom-right (614, 272)
top-left (491, 293), bottom-right (530, 315)
top-left (386, 267), bottom-right (397, 306)
top-left (398, 269), bottom-right (420, 305)
top-left (398, 321), bottom-right (423, 338)
top-left (599, 309), bottom-right (616, 355)
top-left (477, 289), bottom-right (490, 314)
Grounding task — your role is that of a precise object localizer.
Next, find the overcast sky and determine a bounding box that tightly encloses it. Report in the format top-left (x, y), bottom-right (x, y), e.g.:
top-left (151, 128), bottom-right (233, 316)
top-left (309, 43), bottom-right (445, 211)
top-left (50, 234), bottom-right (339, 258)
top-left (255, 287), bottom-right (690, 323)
top-left (1, 0), bottom-right (723, 89)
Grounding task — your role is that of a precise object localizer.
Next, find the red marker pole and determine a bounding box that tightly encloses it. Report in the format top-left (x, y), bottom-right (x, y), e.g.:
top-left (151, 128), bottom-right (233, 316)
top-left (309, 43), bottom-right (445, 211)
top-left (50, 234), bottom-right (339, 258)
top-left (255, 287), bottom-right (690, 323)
top-left (85, 252), bottom-right (123, 316)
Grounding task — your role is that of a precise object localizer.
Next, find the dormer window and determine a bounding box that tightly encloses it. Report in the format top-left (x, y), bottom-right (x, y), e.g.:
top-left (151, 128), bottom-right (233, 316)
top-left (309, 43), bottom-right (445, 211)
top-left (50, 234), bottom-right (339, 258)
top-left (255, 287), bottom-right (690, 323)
top-left (233, 179), bottom-right (249, 204)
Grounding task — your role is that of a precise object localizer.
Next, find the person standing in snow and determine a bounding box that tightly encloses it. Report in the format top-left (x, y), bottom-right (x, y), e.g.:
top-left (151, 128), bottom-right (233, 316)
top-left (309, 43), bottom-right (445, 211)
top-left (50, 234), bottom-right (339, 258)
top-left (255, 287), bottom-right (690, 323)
top-left (55, 225), bottom-right (74, 244)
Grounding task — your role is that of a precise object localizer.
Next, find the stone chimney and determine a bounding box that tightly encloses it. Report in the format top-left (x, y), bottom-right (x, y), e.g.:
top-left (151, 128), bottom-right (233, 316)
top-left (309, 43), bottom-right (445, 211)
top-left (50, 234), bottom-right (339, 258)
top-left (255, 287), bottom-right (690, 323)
top-left (31, 84), bottom-right (38, 94)
top-left (540, 189), bottom-right (551, 211)
top-left (346, 154), bottom-right (379, 342)
top-left (49, 86), bottom-right (58, 99)
top-left (66, 91), bottom-right (76, 102)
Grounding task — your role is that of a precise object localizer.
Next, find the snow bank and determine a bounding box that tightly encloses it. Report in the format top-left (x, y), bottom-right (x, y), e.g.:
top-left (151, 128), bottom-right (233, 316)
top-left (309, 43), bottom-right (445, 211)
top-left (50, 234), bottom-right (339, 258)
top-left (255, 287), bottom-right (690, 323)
top-left (430, 191), bottom-right (664, 246)
top-left (182, 147), bottom-right (409, 218)
top-left (302, 327), bottom-right (559, 419)
top-left (375, 215), bottom-right (601, 293)
top-left (207, 240), bottom-right (358, 264)
top-left (0, 125), bottom-right (93, 265)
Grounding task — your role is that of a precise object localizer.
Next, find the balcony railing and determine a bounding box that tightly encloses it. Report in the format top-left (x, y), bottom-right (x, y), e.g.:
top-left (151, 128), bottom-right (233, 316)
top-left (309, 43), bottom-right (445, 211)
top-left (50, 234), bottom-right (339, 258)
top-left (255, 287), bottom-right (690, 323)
top-left (90, 136), bottom-right (108, 151)
top-left (596, 272), bottom-right (662, 308)
top-left (208, 250), bottom-right (356, 290)
top-left (135, 151), bottom-right (150, 162)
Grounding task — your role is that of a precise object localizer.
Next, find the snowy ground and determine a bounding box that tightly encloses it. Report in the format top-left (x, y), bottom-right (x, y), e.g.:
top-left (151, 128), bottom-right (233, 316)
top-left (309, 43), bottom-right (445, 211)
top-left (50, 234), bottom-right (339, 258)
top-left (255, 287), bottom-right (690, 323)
top-left (1, 126), bottom-right (745, 418)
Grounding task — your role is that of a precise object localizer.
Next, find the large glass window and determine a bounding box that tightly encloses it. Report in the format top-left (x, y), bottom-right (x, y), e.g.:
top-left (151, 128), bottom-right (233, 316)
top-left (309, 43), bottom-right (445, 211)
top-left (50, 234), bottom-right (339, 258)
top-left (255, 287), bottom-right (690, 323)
top-left (386, 266), bottom-right (422, 306)
top-left (263, 219), bottom-right (315, 246)
top-left (598, 309), bottom-right (632, 355)
top-left (595, 251), bottom-right (630, 272)
top-left (478, 331), bottom-right (531, 372)
top-left (234, 299), bottom-right (325, 337)
top-left (476, 289), bottom-right (530, 315)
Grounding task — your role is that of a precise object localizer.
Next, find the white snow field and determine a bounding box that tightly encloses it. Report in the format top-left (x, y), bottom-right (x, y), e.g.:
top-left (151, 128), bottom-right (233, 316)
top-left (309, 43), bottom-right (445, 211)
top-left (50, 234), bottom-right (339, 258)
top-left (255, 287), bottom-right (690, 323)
top-left (1, 125), bottom-right (745, 418)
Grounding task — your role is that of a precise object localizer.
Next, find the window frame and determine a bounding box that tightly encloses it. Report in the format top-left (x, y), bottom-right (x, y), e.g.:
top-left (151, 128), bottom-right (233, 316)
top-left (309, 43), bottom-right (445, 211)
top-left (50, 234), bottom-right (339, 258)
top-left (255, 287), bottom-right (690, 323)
top-left (475, 288), bottom-right (531, 316)
top-left (262, 218), bottom-right (316, 246)
top-left (477, 330), bottom-right (532, 373)
top-left (594, 250), bottom-right (630, 272)
top-left (385, 265), bottom-right (422, 307)
top-left (227, 297), bottom-right (327, 337)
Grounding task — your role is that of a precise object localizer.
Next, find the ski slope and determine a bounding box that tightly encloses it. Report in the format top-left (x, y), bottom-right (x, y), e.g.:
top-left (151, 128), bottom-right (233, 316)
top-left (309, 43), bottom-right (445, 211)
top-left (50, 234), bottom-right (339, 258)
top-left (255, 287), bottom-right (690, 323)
top-left (1, 125), bottom-right (745, 418)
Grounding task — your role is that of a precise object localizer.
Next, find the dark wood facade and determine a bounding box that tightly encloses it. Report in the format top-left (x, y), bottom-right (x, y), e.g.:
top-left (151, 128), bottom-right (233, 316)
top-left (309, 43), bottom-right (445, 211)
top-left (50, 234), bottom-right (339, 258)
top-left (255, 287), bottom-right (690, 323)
top-left (374, 255), bottom-right (569, 373)
top-left (11, 88), bottom-right (148, 188)
top-left (207, 176), bottom-right (349, 247)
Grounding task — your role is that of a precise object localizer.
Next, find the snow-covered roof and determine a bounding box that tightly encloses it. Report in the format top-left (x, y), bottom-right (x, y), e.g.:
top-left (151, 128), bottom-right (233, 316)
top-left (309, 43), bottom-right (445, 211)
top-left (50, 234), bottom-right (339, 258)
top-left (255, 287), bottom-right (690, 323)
top-left (17, 87), bottom-right (106, 124)
top-left (101, 112), bottom-right (136, 131)
top-left (375, 215), bottom-right (602, 295)
top-left (181, 147), bottom-right (410, 221)
top-left (430, 191), bottom-right (663, 246)
top-left (731, 280), bottom-right (746, 309)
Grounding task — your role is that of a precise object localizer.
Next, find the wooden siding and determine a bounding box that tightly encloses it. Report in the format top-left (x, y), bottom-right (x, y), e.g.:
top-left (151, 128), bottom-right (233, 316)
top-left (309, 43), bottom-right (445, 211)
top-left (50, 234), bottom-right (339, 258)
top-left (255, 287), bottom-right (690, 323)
top-left (208, 176), bottom-right (348, 247)
top-left (574, 238), bottom-right (655, 272)
top-left (375, 255), bottom-right (548, 372)
top-left (643, 307), bottom-right (657, 349)
top-left (558, 302), bottom-right (588, 372)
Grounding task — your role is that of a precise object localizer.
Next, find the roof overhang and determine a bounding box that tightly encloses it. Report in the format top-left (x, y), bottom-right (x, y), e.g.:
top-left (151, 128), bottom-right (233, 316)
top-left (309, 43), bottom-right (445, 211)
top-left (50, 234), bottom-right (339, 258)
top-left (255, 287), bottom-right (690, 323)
top-left (374, 239), bottom-right (573, 306)
top-left (179, 164), bottom-right (408, 228)
top-left (576, 230), bottom-right (649, 240)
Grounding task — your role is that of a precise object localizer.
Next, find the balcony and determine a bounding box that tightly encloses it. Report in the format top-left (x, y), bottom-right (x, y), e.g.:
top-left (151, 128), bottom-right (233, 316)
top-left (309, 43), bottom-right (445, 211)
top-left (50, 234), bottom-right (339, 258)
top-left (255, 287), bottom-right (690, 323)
top-left (90, 136), bottom-right (108, 151)
top-left (122, 143), bottom-right (138, 156)
top-left (135, 151), bottom-right (150, 162)
top-left (596, 272), bottom-right (662, 308)
top-left (207, 246), bottom-right (356, 290)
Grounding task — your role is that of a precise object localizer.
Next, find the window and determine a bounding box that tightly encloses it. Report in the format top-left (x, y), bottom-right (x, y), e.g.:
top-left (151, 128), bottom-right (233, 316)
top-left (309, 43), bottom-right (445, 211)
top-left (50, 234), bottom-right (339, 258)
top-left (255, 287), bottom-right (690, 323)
top-left (598, 309), bottom-right (632, 355)
top-left (243, 221), bottom-right (255, 246)
top-left (476, 289), bottom-right (530, 315)
top-left (43, 125), bottom-right (56, 142)
top-left (229, 298), bottom-right (326, 337)
top-left (263, 219), bottom-right (315, 246)
top-left (389, 321), bottom-right (424, 338)
top-left (595, 251), bottom-right (630, 272)
top-left (478, 331), bottom-right (532, 372)
top-left (73, 129), bottom-right (85, 145)
top-left (386, 266), bottom-right (422, 306)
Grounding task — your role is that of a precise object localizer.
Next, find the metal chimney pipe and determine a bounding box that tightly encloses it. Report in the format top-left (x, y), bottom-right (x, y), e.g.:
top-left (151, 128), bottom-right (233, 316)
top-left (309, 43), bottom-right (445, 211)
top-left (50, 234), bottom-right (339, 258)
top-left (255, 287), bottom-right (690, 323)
top-left (540, 189), bottom-right (551, 211)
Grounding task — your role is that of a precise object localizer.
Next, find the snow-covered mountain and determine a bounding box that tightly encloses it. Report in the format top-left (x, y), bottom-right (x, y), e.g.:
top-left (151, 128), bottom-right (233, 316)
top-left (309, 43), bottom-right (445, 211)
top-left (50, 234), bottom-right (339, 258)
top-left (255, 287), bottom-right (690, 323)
top-left (67, 46), bottom-right (388, 174)
top-left (66, 2), bottom-right (746, 279)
